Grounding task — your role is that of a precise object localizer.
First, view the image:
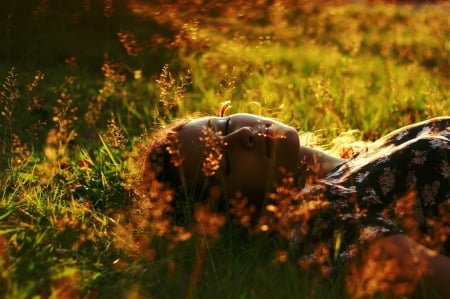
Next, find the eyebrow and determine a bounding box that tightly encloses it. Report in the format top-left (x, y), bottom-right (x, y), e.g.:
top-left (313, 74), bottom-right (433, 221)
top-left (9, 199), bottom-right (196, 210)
top-left (224, 117), bottom-right (230, 135)
top-left (223, 117), bottom-right (231, 175)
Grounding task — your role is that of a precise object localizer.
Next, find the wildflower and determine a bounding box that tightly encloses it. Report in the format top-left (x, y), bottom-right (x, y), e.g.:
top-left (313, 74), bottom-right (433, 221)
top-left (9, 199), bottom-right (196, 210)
top-left (101, 114), bottom-right (127, 148)
top-left (117, 31), bottom-right (142, 56)
top-left (199, 126), bottom-right (226, 177)
top-left (194, 205), bottom-right (225, 239)
top-left (359, 226), bottom-right (389, 242)
top-left (166, 131), bottom-right (183, 167)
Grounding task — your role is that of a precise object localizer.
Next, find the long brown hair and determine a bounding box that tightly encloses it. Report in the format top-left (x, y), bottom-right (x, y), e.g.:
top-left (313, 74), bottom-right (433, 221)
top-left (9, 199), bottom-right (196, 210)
top-left (142, 121), bottom-right (186, 191)
top-left (140, 119), bottom-right (220, 222)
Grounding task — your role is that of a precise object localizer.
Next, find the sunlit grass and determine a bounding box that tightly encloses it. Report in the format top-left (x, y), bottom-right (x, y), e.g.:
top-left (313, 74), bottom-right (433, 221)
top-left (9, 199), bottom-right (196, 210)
top-left (0, 0), bottom-right (449, 298)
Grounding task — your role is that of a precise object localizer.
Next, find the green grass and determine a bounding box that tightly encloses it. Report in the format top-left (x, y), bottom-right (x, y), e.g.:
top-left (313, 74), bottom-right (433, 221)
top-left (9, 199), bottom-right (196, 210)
top-left (0, 0), bottom-right (449, 298)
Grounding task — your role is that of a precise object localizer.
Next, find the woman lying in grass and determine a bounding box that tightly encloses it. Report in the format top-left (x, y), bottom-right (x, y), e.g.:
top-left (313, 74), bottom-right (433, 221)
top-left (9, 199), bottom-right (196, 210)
top-left (144, 112), bottom-right (450, 297)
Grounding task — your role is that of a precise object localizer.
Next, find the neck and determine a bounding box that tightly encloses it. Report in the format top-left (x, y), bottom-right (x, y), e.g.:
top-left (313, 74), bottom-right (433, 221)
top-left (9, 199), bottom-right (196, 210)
top-left (299, 146), bottom-right (345, 179)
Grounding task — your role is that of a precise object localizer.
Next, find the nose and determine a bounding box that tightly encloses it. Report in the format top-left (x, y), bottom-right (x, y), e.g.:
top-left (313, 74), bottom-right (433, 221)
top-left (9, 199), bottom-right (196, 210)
top-left (224, 127), bottom-right (255, 149)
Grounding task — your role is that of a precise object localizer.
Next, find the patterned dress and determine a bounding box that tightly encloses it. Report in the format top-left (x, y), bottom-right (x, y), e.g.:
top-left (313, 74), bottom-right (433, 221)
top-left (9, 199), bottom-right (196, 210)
top-left (298, 117), bottom-right (450, 263)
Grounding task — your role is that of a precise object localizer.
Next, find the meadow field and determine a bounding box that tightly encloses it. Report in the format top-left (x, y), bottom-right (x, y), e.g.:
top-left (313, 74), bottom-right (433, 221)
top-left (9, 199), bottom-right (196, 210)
top-left (0, 0), bottom-right (449, 298)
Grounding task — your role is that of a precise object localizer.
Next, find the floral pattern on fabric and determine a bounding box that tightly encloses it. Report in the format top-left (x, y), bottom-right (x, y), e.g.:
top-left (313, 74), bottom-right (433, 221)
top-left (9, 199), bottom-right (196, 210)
top-left (307, 117), bottom-right (450, 262)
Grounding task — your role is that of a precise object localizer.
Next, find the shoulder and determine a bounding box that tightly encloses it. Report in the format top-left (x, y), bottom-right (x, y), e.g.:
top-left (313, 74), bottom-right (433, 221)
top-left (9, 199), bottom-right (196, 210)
top-left (374, 116), bottom-right (450, 147)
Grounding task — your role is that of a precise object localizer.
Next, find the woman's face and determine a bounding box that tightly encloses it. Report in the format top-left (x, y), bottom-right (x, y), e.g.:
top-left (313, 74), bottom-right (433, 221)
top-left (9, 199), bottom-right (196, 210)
top-left (176, 113), bottom-right (301, 203)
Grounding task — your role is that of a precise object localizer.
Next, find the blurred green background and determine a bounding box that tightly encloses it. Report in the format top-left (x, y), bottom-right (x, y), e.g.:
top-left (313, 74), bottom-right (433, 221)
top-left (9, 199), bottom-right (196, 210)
top-left (0, 1), bottom-right (449, 298)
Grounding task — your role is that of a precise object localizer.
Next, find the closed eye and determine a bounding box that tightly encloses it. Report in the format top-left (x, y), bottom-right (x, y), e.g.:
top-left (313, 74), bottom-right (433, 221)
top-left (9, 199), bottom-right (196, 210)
top-left (224, 117), bottom-right (231, 174)
top-left (224, 117), bottom-right (231, 135)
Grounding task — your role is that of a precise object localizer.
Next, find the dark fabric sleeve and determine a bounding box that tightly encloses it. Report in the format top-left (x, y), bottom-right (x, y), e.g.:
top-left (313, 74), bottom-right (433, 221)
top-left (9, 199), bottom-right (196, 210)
top-left (322, 117), bottom-right (450, 258)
